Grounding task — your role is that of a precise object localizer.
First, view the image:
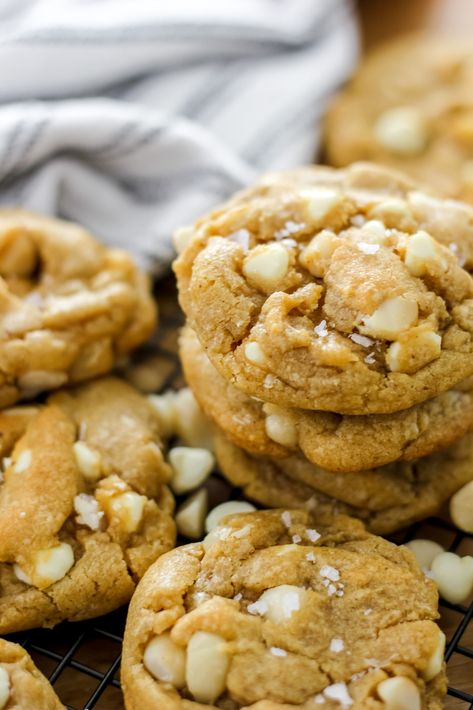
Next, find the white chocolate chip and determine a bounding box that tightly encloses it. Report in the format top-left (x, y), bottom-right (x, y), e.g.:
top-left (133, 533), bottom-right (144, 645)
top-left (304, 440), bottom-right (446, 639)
top-left (147, 391), bottom-right (178, 438)
top-left (450, 480), bottom-right (473, 532)
top-left (376, 676), bottom-right (421, 710)
top-left (256, 585), bottom-right (306, 623)
top-left (244, 342), bottom-right (268, 368)
top-left (404, 231), bottom-right (447, 277)
top-left (13, 563), bottom-right (32, 585)
top-left (186, 631), bottom-right (229, 704)
top-left (73, 441), bottom-right (102, 482)
top-left (322, 682), bottom-right (353, 707)
top-left (423, 629), bottom-right (446, 681)
top-left (263, 405), bottom-right (298, 448)
top-left (143, 633), bottom-right (186, 688)
top-left (359, 219), bottom-right (388, 243)
top-left (405, 539), bottom-right (444, 572)
top-left (74, 493), bottom-right (103, 531)
top-left (205, 501), bottom-right (255, 533)
top-left (299, 230), bottom-right (338, 277)
top-left (386, 328), bottom-right (441, 373)
top-left (169, 447), bottom-right (214, 495)
top-left (173, 226), bottom-right (194, 254)
top-left (374, 107), bottom-right (427, 156)
top-left (430, 551), bottom-right (473, 604)
top-left (14, 449), bottom-right (32, 474)
top-left (18, 370), bottom-right (67, 397)
top-left (108, 491), bottom-right (146, 533)
top-left (0, 667), bottom-right (9, 710)
top-left (173, 388), bottom-right (214, 450)
top-left (302, 188), bottom-right (342, 222)
top-left (19, 543), bottom-right (75, 589)
top-left (243, 243), bottom-right (289, 292)
top-left (361, 296), bottom-right (418, 340)
top-left (176, 489), bottom-right (208, 539)
top-left (370, 199), bottom-right (410, 222)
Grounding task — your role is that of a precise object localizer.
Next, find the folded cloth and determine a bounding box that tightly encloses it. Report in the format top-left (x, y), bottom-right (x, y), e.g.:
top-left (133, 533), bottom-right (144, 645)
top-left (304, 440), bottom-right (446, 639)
top-left (0, 0), bottom-right (358, 274)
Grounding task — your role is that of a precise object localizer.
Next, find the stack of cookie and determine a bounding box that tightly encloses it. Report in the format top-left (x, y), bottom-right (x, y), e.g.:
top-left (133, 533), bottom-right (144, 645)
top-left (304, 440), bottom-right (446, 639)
top-left (174, 161), bottom-right (473, 535)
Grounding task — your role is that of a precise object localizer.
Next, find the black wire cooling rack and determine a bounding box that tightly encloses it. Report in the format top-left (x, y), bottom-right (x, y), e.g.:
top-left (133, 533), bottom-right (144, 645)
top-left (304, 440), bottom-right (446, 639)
top-left (7, 277), bottom-right (473, 709)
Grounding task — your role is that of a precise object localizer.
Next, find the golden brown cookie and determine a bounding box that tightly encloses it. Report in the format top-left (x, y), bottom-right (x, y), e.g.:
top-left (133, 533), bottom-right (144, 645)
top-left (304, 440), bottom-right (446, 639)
top-left (214, 430), bottom-right (473, 535)
top-left (0, 377), bottom-right (175, 634)
top-left (0, 638), bottom-right (64, 709)
top-left (181, 325), bottom-right (473, 472)
top-left (0, 210), bottom-right (156, 407)
top-left (324, 34), bottom-right (473, 203)
top-left (122, 509), bottom-right (446, 709)
top-left (174, 163), bottom-right (473, 414)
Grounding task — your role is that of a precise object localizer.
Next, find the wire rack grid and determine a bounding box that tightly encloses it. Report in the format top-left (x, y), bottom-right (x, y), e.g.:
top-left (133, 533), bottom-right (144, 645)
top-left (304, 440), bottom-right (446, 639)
top-left (7, 278), bottom-right (473, 710)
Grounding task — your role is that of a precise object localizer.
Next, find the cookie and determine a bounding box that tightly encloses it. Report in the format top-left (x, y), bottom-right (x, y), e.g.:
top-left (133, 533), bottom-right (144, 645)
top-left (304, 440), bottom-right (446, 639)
top-left (0, 638), bottom-right (64, 709)
top-left (214, 430), bottom-right (473, 535)
top-left (181, 325), bottom-right (473, 472)
top-left (324, 34), bottom-right (473, 203)
top-left (0, 210), bottom-right (156, 407)
top-left (122, 508), bottom-right (446, 709)
top-left (174, 163), bottom-right (473, 414)
top-left (0, 377), bottom-right (175, 633)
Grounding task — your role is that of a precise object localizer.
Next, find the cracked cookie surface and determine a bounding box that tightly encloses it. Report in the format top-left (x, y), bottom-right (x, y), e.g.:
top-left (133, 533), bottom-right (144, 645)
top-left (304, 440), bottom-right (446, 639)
top-left (0, 377), bottom-right (175, 633)
top-left (181, 325), bottom-right (473, 472)
top-left (122, 509), bottom-right (446, 709)
top-left (324, 34), bottom-right (473, 203)
top-left (0, 638), bottom-right (64, 709)
top-left (214, 430), bottom-right (473, 535)
top-left (174, 163), bottom-right (473, 414)
top-left (0, 210), bottom-right (156, 407)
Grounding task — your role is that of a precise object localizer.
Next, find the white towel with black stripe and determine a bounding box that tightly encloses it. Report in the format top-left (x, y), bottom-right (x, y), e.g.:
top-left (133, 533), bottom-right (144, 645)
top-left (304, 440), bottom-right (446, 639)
top-left (0, 0), bottom-right (359, 274)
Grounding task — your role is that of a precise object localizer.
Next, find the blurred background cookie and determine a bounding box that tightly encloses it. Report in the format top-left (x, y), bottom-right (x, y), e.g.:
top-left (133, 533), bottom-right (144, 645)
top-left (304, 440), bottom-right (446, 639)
top-left (0, 211), bottom-right (156, 408)
top-left (324, 34), bottom-right (473, 202)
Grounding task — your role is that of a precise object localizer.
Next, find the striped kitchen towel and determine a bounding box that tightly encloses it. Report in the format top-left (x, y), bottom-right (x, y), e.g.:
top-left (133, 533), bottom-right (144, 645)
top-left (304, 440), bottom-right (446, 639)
top-left (0, 0), bottom-right (358, 274)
